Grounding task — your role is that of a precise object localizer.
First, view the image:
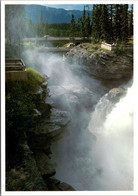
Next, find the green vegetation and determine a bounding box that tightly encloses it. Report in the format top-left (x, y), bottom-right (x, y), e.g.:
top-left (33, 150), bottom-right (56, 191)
top-left (6, 68), bottom-right (45, 133)
top-left (82, 43), bottom-right (101, 50)
top-left (128, 40), bottom-right (133, 45)
top-left (91, 4), bottom-right (133, 43)
top-left (70, 14), bottom-right (76, 41)
top-left (26, 67), bottom-right (44, 90)
top-left (5, 4), bottom-right (133, 42)
top-left (5, 4), bottom-right (133, 57)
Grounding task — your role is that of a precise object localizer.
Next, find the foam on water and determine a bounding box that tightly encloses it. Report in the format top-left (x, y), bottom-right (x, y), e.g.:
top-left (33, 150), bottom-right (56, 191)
top-left (88, 87), bottom-right (133, 190)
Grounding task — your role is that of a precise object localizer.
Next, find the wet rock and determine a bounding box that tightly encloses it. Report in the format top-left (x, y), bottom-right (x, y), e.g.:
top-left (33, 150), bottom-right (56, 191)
top-left (27, 108), bottom-right (70, 151)
top-left (108, 87), bottom-right (126, 101)
top-left (34, 151), bottom-right (56, 177)
top-left (57, 182), bottom-right (75, 191)
top-left (66, 43), bottom-right (75, 48)
top-left (66, 45), bottom-right (133, 79)
top-left (37, 102), bottom-right (51, 116)
top-left (47, 85), bottom-right (95, 111)
top-left (41, 80), bottom-right (48, 89)
top-left (45, 177), bottom-right (76, 191)
top-left (32, 108), bottom-right (41, 117)
top-left (6, 142), bottom-right (48, 191)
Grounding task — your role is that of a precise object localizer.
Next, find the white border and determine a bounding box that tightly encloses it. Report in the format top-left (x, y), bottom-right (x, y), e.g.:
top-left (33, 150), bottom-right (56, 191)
top-left (1, 1), bottom-right (138, 196)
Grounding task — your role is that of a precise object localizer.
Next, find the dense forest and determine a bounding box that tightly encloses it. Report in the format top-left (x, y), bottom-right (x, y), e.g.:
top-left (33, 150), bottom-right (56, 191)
top-left (5, 4), bottom-right (133, 46)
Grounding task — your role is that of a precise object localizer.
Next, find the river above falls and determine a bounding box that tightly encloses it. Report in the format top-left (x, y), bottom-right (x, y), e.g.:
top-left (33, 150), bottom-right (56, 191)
top-left (22, 48), bottom-right (133, 191)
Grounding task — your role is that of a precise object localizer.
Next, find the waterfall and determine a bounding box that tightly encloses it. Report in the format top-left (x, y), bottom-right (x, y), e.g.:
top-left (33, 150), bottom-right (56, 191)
top-left (88, 86), bottom-right (133, 190)
top-left (22, 48), bottom-right (133, 190)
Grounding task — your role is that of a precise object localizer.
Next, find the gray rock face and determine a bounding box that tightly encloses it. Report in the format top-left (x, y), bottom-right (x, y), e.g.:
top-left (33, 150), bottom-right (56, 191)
top-left (34, 151), bottom-right (56, 177)
top-left (27, 108), bottom-right (70, 151)
top-left (65, 45), bottom-right (133, 79)
top-left (6, 76), bottom-right (75, 191)
top-left (6, 141), bottom-right (48, 191)
top-left (45, 177), bottom-right (76, 191)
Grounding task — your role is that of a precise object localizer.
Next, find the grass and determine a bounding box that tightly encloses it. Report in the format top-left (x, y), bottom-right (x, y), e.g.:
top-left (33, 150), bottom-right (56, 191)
top-left (82, 43), bottom-right (101, 50)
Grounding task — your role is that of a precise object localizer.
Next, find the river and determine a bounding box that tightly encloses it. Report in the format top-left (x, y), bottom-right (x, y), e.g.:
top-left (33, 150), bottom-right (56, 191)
top-left (22, 48), bottom-right (133, 191)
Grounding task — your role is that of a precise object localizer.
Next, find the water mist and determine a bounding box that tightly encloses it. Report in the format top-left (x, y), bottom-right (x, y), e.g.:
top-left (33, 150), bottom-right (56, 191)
top-left (88, 87), bottom-right (133, 190)
top-left (22, 48), bottom-right (133, 191)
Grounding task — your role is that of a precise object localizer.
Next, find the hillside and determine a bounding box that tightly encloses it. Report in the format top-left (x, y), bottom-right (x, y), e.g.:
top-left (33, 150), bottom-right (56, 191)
top-left (25, 5), bottom-right (83, 23)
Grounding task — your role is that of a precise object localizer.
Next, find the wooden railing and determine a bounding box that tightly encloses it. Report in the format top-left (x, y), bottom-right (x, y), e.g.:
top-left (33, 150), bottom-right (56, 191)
top-left (5, 58), bottom-right (27, 82)
top-left (5, 58), bottom-right (26, 71)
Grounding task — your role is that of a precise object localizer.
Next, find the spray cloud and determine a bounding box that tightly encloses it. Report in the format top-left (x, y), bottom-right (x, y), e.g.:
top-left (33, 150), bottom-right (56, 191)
top-left (22, 48), bottom-right (133, 191)
top-left (88, 87), bottom-right (133, 190)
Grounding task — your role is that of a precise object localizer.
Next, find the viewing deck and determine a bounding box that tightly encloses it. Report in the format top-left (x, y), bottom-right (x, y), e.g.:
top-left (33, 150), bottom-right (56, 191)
top-left (5, 58), bottom-right (27, 82)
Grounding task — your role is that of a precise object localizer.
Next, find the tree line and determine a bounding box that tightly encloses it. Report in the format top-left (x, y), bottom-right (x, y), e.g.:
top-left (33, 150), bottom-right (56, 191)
top-left (5, 4), bottom-right (133, 46)
top-left (70, 4), bottom-right (133, 43)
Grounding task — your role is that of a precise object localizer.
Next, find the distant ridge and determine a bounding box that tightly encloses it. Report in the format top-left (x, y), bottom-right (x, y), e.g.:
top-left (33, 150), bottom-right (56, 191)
top-left (25, 5), bottom-right (84, 24)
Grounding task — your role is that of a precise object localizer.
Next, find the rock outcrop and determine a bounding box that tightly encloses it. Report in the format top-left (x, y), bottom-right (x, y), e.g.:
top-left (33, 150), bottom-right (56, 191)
top-left (6, 77), bottom-right (75, 191)
top-left (65, 45), bottom-right (133, 79)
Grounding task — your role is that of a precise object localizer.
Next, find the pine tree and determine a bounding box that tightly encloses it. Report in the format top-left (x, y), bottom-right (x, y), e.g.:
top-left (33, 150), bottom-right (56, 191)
top-left (92, 5), bottom-right (102, 42)
top-left (84, 5), bottom-right (91, 40)
top-left (38, 9), bottom-right (44, 37)
top-left (129, 5), bottom-right (133, 37)
top-left (45, 20), bottom-right (49, 35)
top-left (114, 5), bottom-right (122, 41)
top-left (81, 5), bottom-right (86, 39)
top-left (27, 16), bottom-right (35, 37)
top-left (122, 4), bottom-right (128, 42)
top-left (101, 5), bottom-right (110, 42)
top-left (70, 14), bottom-right (76, 41)
top-left (108, 4), bottom-right (115, 42)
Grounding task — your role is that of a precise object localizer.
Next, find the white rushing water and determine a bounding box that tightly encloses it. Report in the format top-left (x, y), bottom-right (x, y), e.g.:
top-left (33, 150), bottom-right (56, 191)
top-left (88, 87), bottom-right (133, 190)
top-left (22, 49), bottom-right (133, 190)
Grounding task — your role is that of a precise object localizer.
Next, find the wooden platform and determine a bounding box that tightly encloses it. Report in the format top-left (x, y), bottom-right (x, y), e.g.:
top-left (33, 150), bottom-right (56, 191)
top-left (5, 58), bottom-right (27, 82)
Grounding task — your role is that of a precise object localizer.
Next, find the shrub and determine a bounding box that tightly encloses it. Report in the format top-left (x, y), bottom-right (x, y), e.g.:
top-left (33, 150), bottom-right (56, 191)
top-left (113, 44), bottom-right (124, 56)
top-left (26, 67), bottom-right (44, 92)
top-left (26, 67), bottom-right (44, 84)
top-left (6, 67), bottom-right (45, 132)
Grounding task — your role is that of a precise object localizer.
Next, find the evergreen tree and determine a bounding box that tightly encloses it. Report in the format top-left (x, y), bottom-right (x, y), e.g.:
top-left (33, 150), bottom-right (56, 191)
top-left (122, 4), bottom-right (128, 42)
top-left (101, 5), bottom-right (110, 42)
top-left (38, 9), bottom-right (44, 37)
top-left (45, 20), bottom-right (49, 35)
top-left (27, 16), bottom-right (35, 37)
top-left (75, 18), bottom-right (81, 37)
top-left (92, 5), bottom-right (102, 42)
top-left (108, 4), bottom-right (114, 41)
top-left (81, 5), bottom-right (86, 39)
top-left (70, 14), bottom-right (76, 41)
top-left (84, 5), bottom-right (91, 40)
top-left (129, 5), bottom-right (133, 37)
top-left (114, 5), bottom-right (122, 41)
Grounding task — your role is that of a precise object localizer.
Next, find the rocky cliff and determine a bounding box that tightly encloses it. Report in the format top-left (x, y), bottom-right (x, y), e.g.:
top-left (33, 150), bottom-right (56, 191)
top-left (6, 77), bottom-right (75, 191)
top-left (65, 44), bottom-right (133, 79)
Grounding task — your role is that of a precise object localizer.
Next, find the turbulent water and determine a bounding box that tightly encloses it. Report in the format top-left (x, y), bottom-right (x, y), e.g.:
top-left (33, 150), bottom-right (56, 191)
top-left (22, 49), bottom-right (133, 191)
top-left (88, 87), bottom-right (133, 190)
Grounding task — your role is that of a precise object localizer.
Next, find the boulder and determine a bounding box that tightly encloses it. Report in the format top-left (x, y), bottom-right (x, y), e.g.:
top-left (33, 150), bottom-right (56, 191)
top-left (66, 43), bottom-right (75, 48)
top-left (6, 142), bottom-right (48, 191)
top-left (34, 151), bottom-right (56, 177)
top-left (45, 177), bottom-right (76, 191)
top-left (65, 45), bottom-right (133, 79)
top-left (27, 108), bottom-right (70, 151)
